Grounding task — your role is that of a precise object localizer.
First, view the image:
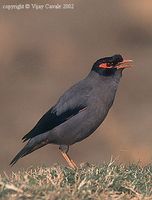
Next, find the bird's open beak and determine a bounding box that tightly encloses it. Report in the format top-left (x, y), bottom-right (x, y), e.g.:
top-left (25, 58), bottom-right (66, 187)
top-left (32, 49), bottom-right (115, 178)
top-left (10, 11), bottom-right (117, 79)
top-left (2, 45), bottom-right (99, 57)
top-left (116, 60), bottom-right (133, 69)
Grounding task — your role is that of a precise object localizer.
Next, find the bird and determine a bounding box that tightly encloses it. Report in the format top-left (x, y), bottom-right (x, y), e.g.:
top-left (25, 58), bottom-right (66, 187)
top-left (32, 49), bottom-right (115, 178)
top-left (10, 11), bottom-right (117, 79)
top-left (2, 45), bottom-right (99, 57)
top-left (10, 54), bottom-right (132, 169)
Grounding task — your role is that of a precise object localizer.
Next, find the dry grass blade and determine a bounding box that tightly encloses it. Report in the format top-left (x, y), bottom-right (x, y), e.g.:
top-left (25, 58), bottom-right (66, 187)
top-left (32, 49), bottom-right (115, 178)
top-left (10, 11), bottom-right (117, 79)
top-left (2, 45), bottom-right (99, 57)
top-left (0, 162), bottom-right (151, 200)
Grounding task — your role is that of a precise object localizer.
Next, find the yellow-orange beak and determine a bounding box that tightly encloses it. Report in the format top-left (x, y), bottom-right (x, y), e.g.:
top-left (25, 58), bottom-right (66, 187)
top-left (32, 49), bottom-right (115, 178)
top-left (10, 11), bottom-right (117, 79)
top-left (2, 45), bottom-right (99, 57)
top-left (116, 60), bottom-right (133, 69)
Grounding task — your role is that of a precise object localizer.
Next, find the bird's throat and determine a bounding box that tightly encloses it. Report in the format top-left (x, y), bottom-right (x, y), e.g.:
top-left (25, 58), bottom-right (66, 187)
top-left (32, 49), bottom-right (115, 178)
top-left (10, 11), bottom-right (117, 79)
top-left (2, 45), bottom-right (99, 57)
top-left (92, 66), bottom-right (117, 77)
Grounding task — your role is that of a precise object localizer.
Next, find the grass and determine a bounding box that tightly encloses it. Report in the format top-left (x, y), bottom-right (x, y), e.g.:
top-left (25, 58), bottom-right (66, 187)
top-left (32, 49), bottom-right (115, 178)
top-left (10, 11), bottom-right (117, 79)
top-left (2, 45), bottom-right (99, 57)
top-left (0, 160), bottom-right (151, 200)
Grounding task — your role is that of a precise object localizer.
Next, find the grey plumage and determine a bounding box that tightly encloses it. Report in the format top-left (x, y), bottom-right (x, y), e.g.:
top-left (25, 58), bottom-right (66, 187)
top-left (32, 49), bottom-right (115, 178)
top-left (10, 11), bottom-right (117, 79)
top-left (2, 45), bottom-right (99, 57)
top-left (10, 54), bottom-right (130, 166)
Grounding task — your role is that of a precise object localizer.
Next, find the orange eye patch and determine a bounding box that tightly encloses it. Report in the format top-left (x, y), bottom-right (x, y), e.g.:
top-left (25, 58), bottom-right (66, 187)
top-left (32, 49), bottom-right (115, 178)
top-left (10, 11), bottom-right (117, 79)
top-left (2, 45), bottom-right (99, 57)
top-left (99, 63), bottom-right (111, 69)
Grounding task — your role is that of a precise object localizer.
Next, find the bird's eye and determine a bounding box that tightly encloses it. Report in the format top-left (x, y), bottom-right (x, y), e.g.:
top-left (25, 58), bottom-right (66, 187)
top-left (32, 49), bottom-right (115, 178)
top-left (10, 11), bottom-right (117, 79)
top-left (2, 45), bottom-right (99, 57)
top-left (109, 62), bottom-right (116, 67)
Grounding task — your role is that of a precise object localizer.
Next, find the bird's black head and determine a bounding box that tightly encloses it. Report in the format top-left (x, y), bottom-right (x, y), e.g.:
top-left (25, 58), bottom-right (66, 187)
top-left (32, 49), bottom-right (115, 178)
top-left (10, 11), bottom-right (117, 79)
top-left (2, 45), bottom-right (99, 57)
top-left (92, 54), bottom-right (132, 76)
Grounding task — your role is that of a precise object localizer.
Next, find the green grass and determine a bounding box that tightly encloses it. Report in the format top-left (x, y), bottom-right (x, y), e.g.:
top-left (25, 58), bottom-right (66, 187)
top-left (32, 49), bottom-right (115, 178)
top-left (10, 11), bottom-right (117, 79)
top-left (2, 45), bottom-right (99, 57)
top-left (0, 161), bottom-right (151, 200)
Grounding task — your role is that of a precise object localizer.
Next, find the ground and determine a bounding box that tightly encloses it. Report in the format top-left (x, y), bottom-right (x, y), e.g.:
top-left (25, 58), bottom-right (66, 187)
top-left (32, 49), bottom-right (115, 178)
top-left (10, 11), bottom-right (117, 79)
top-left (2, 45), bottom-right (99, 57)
top-left (0, 161), bottom-right (151, 200)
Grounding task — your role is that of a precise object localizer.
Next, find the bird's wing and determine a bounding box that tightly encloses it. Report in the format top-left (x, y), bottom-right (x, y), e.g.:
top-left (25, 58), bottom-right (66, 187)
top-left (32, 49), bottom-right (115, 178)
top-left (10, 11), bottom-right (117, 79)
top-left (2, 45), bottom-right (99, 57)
top-left (22, 82), bottom-right (91, 142)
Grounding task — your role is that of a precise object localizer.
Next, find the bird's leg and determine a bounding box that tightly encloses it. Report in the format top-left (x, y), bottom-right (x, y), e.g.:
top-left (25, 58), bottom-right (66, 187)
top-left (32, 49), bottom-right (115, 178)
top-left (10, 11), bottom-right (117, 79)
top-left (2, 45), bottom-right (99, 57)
top-left (60, 151), bottom-right (76, 169)
top-left (59, 145), bottom-right (78, 169)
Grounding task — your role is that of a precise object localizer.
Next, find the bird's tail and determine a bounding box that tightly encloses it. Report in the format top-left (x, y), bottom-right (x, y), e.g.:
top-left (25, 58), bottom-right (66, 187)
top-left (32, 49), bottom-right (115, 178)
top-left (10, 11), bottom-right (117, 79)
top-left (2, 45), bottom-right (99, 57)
top-left (10, 138), bottom-right (48, 166)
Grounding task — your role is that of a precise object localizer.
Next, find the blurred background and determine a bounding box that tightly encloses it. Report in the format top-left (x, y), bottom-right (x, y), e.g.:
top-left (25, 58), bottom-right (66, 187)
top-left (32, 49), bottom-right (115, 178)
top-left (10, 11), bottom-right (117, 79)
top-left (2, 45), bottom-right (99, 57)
top-left (0, 0), bottom-right (152, 173)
